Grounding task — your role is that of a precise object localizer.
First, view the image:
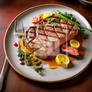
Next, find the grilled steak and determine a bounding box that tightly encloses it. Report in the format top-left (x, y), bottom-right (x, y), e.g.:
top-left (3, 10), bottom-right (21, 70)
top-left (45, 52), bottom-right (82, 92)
top-left (23, 15), bottom-right (78, 59)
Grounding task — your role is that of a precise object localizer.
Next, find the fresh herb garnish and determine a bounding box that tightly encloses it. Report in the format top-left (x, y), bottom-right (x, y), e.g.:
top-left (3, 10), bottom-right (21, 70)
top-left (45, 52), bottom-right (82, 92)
top-left (47, 18), bottom-right (55, 24)
top-left (32, 58), bottom-right (38, 62)
top-left (25, 55), bottom-right (32, 66)
top-left (47, 18), bottom-right (57, 28)
top-left (25, 60), bottom-right (31, 66)
top-left (33, 66), bottom-right (43, 75)
top-left (17, 48), bottom-right (44, 75)
top-left (33, 61), bottom-right (41, 66)
top-left (19, 56), bottom-right (24, 61)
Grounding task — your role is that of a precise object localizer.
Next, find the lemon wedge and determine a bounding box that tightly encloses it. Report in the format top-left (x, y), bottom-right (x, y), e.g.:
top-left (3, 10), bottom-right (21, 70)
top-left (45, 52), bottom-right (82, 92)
top-left (70, 39), bottom-right (80, 49)
top-left (43, 11), bottom-right (52, 19)
top-left (56, 54), bottom-right (70, 67)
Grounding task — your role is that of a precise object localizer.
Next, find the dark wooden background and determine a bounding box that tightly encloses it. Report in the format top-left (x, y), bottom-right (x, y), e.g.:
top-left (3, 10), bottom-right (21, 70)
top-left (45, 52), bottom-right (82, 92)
top-left (0, 0), bottom-right (92, 92)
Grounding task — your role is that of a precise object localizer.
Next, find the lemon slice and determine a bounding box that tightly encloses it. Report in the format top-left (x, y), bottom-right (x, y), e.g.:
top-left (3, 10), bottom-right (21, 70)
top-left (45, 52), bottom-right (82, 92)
top-left (43, 11), bottom-right (52, 19)
top-left (56, 54), bottom-right (70, 67)
top-left (70, 39), bottom-right (80, 49)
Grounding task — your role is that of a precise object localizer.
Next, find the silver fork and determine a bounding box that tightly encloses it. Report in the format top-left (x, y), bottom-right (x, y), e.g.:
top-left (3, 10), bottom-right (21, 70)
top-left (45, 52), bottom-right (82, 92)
top-left (14, 20), bottom-right (25, 37)
top-left (0, 57), bottom-right (8, 90)
top-left (0, 20), bottom-right (25, 90)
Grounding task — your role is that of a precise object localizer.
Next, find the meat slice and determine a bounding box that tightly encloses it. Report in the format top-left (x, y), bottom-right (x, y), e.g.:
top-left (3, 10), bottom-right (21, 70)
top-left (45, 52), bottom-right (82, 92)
top-left (62, 45), bottom-right (79, 56)
top-left (23, 15), bottom-right (78, 59)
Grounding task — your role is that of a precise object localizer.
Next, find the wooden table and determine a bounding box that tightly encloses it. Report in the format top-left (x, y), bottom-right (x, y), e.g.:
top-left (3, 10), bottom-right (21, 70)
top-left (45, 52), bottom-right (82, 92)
top-left (0, 0), bottom-right (92, 92)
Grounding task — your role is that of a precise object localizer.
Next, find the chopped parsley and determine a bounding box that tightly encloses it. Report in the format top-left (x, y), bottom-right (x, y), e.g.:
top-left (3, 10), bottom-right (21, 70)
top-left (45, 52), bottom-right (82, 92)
top-left (17, 48), bottom-right (44, 75)
top-left (47, 18), bottom-right (55, 24)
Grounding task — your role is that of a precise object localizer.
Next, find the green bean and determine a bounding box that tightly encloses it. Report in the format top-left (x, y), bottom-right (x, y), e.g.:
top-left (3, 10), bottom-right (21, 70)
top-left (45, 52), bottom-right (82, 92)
top-left (55, 13), bottom-right (69, 20)
top-left (25, 60), bottom-right (31, 66)
top-left (56, 10), bottom-right (73, 18)
top-left (55, 11), bottom-right (92, 32)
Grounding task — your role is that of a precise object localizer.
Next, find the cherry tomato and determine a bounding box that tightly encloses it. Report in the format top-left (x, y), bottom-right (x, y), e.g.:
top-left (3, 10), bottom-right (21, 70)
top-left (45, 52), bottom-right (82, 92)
top-left (20, 60), bottom-right (24, 65)
top-left (14, 42), bottom-right (18, 47)
top-left (32, 17), bottom-right (41, 24)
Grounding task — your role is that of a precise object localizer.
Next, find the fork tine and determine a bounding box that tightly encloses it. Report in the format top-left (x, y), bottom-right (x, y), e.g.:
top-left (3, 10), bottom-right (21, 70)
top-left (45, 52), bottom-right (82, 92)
top-left (21, 22), bottom-right (24, 33)
top-left (14, 20), bottom-right (24, 37)
top-left (14, 20), bottom-right (17, 33)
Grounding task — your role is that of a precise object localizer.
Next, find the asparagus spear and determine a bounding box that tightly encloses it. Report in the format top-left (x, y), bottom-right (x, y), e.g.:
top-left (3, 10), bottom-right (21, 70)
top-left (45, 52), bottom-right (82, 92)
top-left (54, 10), bottom-right (92, 32)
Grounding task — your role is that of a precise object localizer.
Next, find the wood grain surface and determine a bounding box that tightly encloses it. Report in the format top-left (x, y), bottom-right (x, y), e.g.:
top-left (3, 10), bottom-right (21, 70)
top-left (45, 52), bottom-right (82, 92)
top-left (0, 0), bottom-right (92, 92)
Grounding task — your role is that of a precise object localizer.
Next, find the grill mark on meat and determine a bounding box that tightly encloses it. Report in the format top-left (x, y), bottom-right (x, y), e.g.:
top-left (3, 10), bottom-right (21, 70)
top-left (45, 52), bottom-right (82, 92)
top-left (23, 15), bottom-right (78, 59)
top-left (56, 33), bottom-right (65, 39)
top-left (65, 20), bottom-right (75, 36)
top-left (44, 25), bottom-right (66, 39)
top-left (38, 29), bottom-right (45, 35)
top-left (29, 27), bottom-right (35, 33)
top-left (53, 27), bottom-right (60, 40)
top-left (38, 34), bottom-right (47, 40)
top-left (44, 26), bottom-right (54, 31)
top-left (37, 24), bottom-right (50, 49)
top-left (44, 25), bottom-right (60, 40)
top-left (38, 25), bottom-right (48, 41)
top-left (26, 29), bottom-right (36, 43)
top-left (23, 40), bottom-right (40, 53)
top-left (45, 30), bottom-right (58, 37)
top-left (54, 27), bottom-right (65, 39)
top-left (55, 27), bottom-right (62, 33)
top-left (62, 29), bottom-right (69, 34)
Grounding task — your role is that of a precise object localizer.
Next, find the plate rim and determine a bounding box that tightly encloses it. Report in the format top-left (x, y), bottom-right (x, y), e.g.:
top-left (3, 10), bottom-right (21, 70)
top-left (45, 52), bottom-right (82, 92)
top-left (4, 4), bottom-right (92, 83)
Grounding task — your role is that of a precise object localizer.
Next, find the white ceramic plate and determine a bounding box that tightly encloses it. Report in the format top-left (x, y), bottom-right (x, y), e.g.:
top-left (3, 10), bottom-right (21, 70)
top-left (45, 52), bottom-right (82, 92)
top-left (4, 4), bottom-right (92, 83)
